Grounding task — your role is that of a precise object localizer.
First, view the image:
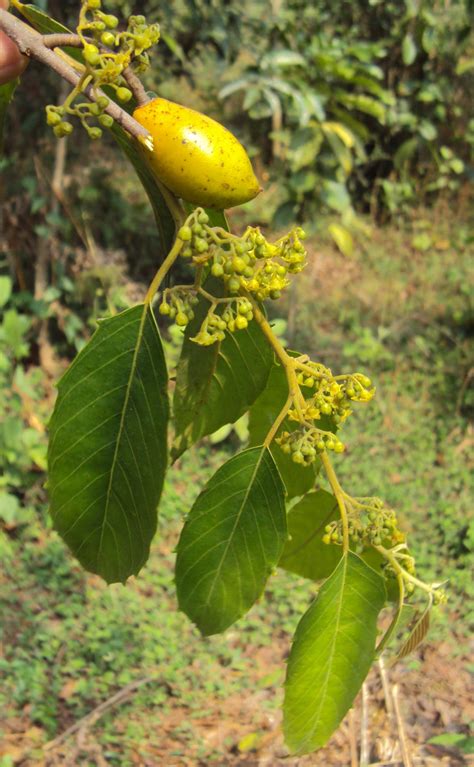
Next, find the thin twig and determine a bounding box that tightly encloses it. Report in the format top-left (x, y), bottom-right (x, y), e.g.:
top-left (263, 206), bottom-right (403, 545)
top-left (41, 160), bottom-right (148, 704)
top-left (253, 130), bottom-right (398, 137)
top-left (0, 9), bottom-right (149, 140)
top-left (378, 657), bottom-right (396, 724)
top-left (349, 708), bottom-right (359, 767)
top-left (42, 32), bottom-right (84, 48)
top-left (360, 681), bottom-right (370, 767)
top-left (43, 676), bottom-right (157, 752)
top-left (392, 684), bottom-right (413, 767)
top-left (123, 66), bottom-right (149, 106)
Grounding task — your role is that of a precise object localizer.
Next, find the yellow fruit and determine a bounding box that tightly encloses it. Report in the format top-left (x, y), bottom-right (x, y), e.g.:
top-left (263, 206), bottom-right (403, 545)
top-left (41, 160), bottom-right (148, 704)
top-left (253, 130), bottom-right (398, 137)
top-left (133, 97), bottom-right (261, 209)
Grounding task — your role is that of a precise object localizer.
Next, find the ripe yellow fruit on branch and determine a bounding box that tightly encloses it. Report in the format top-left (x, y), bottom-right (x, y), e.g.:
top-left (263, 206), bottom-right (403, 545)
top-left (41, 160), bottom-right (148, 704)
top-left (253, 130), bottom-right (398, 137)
top-left (133, 97), bottom-right (261, 209)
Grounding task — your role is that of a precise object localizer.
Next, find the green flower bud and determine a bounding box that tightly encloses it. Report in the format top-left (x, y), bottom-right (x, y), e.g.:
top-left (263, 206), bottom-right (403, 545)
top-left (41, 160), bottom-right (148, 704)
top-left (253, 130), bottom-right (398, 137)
top-left (159, 303), bottom-right (170, 315)
top-left (96, 96), bottom-right (110, 110)
top-left (88, 127), bottom-right (103, 140)
top-left (84, 44), bottom-right (100, 66)
top-left (228, 277), bottom-right (241, 293)
top-left (103, 14), bottom-right (119, 28)
top-left (101, 31), bottom-right (116, 47)
top-left (98, 114), bottom-right (114, 128)
top-left (176, 312), bottom-right (188, 327)
top-left (235, 315), bottom-right (248, 330)
top-left (46, 110), bottom-right (62, 126)
top-left (54, 121), bottom-right (74, 138)
top-left (211, 263), bottom-right (224, 278)
top-left (116, 87), bottom-right (133, 102)
top-left (178, 225), bottom-right (192, 242)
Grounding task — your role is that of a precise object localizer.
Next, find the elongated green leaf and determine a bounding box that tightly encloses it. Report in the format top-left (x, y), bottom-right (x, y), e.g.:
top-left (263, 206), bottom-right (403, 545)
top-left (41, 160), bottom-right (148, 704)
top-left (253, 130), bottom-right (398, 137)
top-left (172, 278), bottom-right (273, 458)
top-left (248, 358), bottom-right (336, 498)
top-left (279, 490), bottom-right (342, 579)
top-left (175, 446), bottom-right (286, 635)
top-left (284, 552), bottom-right (386, 754)
top-left (48, 304), bottom-right (168, 584)
top-left (111, 126), bottom-right (176, 258)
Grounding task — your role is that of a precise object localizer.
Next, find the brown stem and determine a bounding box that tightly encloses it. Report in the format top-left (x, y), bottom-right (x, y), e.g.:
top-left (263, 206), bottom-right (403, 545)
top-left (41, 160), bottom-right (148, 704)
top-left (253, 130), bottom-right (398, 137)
top-left (42, 33), bottom-right (84, 48)
top-left (123, 66), bottom-right (149, 106)
top-left (0, 9), bottom-right (149, 140)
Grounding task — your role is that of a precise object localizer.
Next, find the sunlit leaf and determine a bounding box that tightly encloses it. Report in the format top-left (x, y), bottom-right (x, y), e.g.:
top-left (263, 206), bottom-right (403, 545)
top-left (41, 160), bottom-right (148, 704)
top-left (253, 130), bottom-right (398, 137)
top-left (284, 552), bottom-right (386, 753)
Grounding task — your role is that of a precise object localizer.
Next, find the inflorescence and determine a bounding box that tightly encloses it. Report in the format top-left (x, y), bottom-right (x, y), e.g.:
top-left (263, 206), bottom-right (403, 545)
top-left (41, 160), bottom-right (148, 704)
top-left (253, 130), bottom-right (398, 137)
top-left (45, 0), bottom-right (160, 138)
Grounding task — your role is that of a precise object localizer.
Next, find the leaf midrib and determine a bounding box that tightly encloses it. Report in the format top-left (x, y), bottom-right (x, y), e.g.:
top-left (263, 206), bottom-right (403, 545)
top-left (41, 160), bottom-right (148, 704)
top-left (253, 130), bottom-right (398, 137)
top-left (97, 303), bottom-right (148, 566)
top-left (303, 554), bottom-right (348, 748)
top-left (204, 446), bottom-right (266, 608)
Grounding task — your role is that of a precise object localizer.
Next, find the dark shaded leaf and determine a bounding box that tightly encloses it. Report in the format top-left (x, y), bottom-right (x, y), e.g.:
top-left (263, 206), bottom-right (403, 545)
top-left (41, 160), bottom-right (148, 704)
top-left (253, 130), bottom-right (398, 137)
top-left (279, 490), bottom-right (341, 579)
top-left (172, 278), bottom-right (273, 458)
top-left (48, 304), bottom-right (168, 583)
top-left (176, 446), bottom-right (286, 635)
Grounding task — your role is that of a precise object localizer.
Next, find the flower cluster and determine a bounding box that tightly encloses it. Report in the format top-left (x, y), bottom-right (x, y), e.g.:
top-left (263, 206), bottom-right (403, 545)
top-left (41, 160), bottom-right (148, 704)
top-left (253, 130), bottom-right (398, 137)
top-left (158, 288), bottom-right (199, 327)
top-left (176, 209), bottom-right (307, 302)
top-left (277, 426), bottom-right (345, 463)
top-left (289, 368), bottom-right (375, 426)
top-left (45, 0), bottom-right (160, 138)
top-left (191, 298), bottom-right (255, 346)
top-left (322, 498), bottom-right (406, 549)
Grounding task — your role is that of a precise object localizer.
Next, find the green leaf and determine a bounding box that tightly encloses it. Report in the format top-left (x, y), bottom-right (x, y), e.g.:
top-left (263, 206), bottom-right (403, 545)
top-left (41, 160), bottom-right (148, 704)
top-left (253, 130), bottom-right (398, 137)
top-left (175, 446), bottom-right (286, 635)
top-left (402, 34), bottom-right (417, 66)
top-left (328, 223), bottom-right (354, 257)
top-left (111, 126), bottom-right (176, 260)
top-left (0, 80), bottom-right (18, 156)
top-left (284, 552), bottom-right (386, 754)
top-left (261, 50), bottom-right (306, 69)
top-left (48, 304), bottom-right (169, 584)
top-left (0, 276), bottom-right (12, 309)
top-left (248, 359), bottom-right (320, 498)
top-left (279, 490), bottom-right (342, 580)
top-left (172, 278), bottom-right (273, 458)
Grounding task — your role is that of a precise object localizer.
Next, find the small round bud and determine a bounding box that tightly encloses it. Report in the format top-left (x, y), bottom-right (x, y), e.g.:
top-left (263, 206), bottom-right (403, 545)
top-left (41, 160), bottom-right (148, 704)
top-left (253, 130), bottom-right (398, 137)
top-left (228, 277), bottom-right (241, 293)
top-left (46, 111), bottom-right (62, 127)
top-left (159, 303), bottom-right (170, 316)
top-left (98, 114), bottom-right (114, 128)
top-left (116, 87), bottom-right (133, 102)
top-left (54, 121), bottom-right (74, 138)
top-left (211, 263), bottom-right (224, 278)
top-left (96, 96), bottom-right (110, 110)
top-left (88, 127), bottom-right (103, 140)
top-left (103, 14), bottom-right (119, 28)
top-left (88, 0), bottom-right (101, 8)
top-left (194, 238), bottom-right (209, 253)
top-left (101, 31), bottom-right (116, 47)
top-left (84, 44), bottom-right (100, 66)
top-left (232, 256), bottom-right (247, 274)
top-left (176, 312), bottom-right (188, 327)
top-left (197, 211), bottom-right (209, 224)
top-left (178, 225), bottom-right (192, 242)
top-left (235, 315), bottom-right (248, 330)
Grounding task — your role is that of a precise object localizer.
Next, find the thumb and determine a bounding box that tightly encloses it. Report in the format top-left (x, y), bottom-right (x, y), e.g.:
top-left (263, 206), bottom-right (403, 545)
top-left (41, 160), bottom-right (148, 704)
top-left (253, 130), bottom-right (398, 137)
top-left (0, 0), bottom-right (29, 86)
